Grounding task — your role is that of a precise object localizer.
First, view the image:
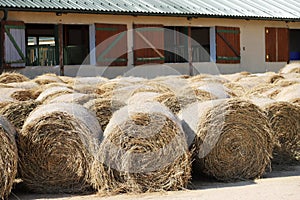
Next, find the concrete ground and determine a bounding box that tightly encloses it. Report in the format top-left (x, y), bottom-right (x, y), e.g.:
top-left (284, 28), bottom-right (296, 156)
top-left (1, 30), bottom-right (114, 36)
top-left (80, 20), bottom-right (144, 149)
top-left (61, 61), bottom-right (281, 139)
top-left (9, 165), bottom-right (300, 200)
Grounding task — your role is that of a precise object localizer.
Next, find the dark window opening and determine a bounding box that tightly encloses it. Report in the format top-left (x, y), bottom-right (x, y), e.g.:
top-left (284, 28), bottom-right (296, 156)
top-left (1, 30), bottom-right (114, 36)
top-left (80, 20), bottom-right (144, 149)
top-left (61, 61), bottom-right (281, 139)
top-left (63, 25), bottom-right (90, 65)
top-left (26, 24), bottom-right (58, 66)
top-left (191, 27), bottom-right (210, 62)
top-left (289, 29), bottom-right (300, 61)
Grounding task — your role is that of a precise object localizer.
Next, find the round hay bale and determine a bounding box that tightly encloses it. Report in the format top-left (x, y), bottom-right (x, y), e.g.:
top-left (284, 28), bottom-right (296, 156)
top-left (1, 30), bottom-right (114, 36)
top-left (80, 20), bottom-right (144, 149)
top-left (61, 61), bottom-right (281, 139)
top-left (70, 77), bottom-right (109, 94)
top-left (95, 81), bottom-right (133, 97)
top-left (0, 72), bottom-right (29, 84)
top-left (49, 93), bottom-right (98, 105)
top-left (244, 84), bottom-right (282, 99)
top-left (0, 83), bottom-right (13, 88)
top-left (84, 98), bottom-right (126, 132)
top-left (251, 99), bottom-right (300, 164)
top-left (220, 72), bottom-right (251, 82)
top-left (0, 116), bottom-right (18, 199)
top-left (0, 88), bottom-right (36, 101)
top-left (33, 73), bottom-right (63, 85)
top-left (19, 103), bottom-right (103, 193)
top-left (179, 99), bottom-right (274, 181)
top-left (0, 100), bottom-right (40, 131)
top-left (91, 102), bottom-right (191, 194)
top-left (275, 84), bottom-right (300, 104)
top-left (7, 81), bottom-right (39, 90)
top-left (280, 63), bottom-right (300, 74)
top-left (223, 82), bottom-right (246, 97)
top-left (189, 74), bottom-right (229, 84)
top-left (36, 86), bottom-right (74, 104)
top-left (130, 81), bottom-right (172, 95)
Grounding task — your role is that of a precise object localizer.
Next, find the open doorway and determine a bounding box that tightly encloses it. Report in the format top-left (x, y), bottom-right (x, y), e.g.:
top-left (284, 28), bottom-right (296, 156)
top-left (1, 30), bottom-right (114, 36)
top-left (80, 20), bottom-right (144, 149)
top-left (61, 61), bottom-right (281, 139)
top-left (289, 29), bottom-right (300, 61)
top-left (63, 25), bottom-right (89, 65)
top-left (26, 24), bottom-right (58, 66)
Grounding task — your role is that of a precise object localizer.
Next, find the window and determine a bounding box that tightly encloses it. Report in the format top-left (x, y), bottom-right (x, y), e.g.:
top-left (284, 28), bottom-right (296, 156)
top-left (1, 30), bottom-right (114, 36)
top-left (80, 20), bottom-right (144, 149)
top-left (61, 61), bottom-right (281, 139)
top-left (265, 27), bottom-right (289, 62)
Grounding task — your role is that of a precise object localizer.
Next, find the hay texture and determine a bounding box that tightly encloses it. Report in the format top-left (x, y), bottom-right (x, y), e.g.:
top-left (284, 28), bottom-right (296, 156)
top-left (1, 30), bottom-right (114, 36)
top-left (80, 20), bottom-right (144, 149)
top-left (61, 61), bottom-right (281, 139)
top-left (33, 73), bottom-right (63, 85)
top-left (70, 77), bottom-right (108, 94)
top-left (49, 93), bottom-right (98, 105)
top-left (19, 103), bottom-right (103, 193)
top-left (36, 86), bottom-right (74, 104)
top-left (275, 84), bottom-right (300, 105)
top-left (0, 72), bottom-right (29, 84)
top-left (244, 84), bottom-right (282, 99)
top-left (280, 63), bottom-right (300, 74)
top-left (179, 99), bottom-right (274, 181)
top-left (251, 99), bottom-right (300, 164)
top-left (91, 102), bottom-right (191, 195)
top-left (84, 98), bottom-right (126, 132)
top-left (0, 100), bottom-right (40, 131)
top-left (0, 116), bottom-right (18, 200)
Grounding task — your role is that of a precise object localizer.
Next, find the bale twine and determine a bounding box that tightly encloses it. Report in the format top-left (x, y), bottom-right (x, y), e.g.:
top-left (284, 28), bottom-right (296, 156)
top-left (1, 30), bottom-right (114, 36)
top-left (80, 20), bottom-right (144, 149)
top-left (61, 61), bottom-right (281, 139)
top-left (49, 93), bottom-right (98, 105)
top-left (0, 100), bottom-right (39, 131)
top-left (179, 99), bottom-right (274, 181)
top-left (36, 86), bottom-right (74, 104)
top-left (19, 103), bottom-right (103, 193)
top-left (0, 116), bottom-right (18, 199)
top-left (91, 102), bottom-right (191, 195)
top-left (0, 72), bottom-right (29, 84)
top-left (250, 98), bottom-right (300, 164)
top-left (280, 63), bottom-right (300, 74)
top-left (84, 98), bottom-right (126, 132)
top-left (33, 73), bottom-right (63, 85)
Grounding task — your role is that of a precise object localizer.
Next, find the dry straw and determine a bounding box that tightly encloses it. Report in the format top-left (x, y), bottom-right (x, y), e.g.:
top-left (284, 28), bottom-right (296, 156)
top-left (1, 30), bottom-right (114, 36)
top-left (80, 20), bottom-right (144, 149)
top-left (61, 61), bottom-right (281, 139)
top-left (19, 103), bottom-right (103, 193)
top-left (275, 84), bottom-right (300, 105)
top-left (0, 72), bottom-right (29, 84)
top-left (280, 63), bottom-right (300, 74)
top-left (49, 93), bottom-right (98, 105)
top-left (33, 73), bottom-right (64, 85)
top-left (179, 99), bottom-right (274, 181)
top-left (91, 102), bottom-right (191, 195)
top-left (0, 116), bottom-right (18, 200)
top-left (0, 100), bottom-right (40, 131)
top-left (36, 86), bottom-right (74, 104)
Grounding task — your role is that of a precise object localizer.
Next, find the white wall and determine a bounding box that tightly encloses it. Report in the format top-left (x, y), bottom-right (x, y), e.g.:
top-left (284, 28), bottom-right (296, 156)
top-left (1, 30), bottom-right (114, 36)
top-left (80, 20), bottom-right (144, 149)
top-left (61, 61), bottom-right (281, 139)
top-left (5, 11), bottom-right (300, 77)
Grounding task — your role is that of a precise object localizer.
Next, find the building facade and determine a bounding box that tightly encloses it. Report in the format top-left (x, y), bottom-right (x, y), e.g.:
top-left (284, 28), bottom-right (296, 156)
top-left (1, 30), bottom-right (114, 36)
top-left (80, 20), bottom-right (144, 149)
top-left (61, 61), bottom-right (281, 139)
top-left (1, 0), bottom-right (300, 78)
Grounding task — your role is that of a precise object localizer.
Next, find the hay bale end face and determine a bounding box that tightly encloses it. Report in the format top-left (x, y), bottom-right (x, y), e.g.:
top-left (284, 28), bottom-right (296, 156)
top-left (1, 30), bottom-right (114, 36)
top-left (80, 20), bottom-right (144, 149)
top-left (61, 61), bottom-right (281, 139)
top-left (19, 103), bottom-right (103, 193)
top-left (91, 103), bottom-right (191, 195)
top-left (263, 102), bottom-right (300, 164)
top-left (0, 116), bottom-right (18, 199)
top-left (180, 99), bottom-right (274, 181)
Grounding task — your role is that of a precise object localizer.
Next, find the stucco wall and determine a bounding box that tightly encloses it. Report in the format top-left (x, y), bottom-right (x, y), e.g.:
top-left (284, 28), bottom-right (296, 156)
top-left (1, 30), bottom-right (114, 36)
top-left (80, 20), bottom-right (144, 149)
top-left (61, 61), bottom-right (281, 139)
top-left (4, 11), bottom-right (300, 77)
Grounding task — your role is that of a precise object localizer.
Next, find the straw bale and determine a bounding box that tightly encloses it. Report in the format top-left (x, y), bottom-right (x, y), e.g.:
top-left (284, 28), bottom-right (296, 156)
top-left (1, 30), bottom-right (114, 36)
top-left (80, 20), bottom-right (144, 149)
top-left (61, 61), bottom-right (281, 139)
top-left (0, 116), bottom-right (18, 199)
top-left (220, 72), bottom-right (251, 82)
top-left (275, 84), bottom-right (300, 104)
top-left (18, 103), bottom-right (103, 193)
top-left (84, 98), bottom-right (126, 132)
top-left (244, 84), bottom-right (282, 99)
top-left (33, 73), bottom-right (63, 85)
top-left (91, 102), bottom-right (191, 195)
top-left (0, 100), bottom-right (40, 131)
top-left (280, 63), bottom-right (300, 74)
top-left (49, 93), bottom-right (98, 105)
top-left (36, 86), bottom-right (74, 104)
top-left (179, 99), bottom-right (274, 181)
top-left (7, 81), bottom-right (39, 89)
top-left (251, 99), bottom-right (300, 164)
top-left (0, 72), bottom-right (29, 84)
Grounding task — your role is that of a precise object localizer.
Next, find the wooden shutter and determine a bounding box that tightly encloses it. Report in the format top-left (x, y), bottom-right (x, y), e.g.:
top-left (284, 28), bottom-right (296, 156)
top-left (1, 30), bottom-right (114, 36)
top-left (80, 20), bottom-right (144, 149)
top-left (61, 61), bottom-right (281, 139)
top-left (216, 26), bottom-right (240, 64)
top-left (95, 23), bottom-right (127, 66)
top-left (265, 27), bottom-right (289, 62)
top-left (134, 24), bottom-right (164, 65)
top-left (1, 21), bottom-right (26, 67)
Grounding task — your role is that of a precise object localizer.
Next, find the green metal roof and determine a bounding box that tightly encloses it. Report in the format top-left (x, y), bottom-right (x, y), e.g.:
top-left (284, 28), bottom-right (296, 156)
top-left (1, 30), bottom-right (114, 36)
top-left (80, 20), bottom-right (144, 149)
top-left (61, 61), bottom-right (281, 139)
top-left (1, 0), bottom-right (300, 20)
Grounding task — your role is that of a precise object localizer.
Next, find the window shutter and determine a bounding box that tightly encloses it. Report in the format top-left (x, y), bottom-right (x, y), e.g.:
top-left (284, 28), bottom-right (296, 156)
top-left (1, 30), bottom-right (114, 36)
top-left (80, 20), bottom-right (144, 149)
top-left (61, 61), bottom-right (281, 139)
top-left (95, 23), bottom-right (127, 66)
top-left (1, 21), bottom-right (26, 67)
top-left (133, 24), bottom-right (164, 66)
top-left (216, 26), bottom-right (240, 64)
top-left (265, 27), bottom-right (289, 62)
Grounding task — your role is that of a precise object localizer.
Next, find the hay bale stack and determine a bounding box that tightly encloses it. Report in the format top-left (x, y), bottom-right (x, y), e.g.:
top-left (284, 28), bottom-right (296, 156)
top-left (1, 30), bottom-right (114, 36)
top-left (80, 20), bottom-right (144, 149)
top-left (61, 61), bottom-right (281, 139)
top-left (179, 99), bottom-right (274, 181)
top-left (36, 86), bottom-right (74, 104)
top-left (33, 73), bottom-right (63, 85)
top-left (0, 100), bottom-right (40, 131)
top-left (91, 102), bottom-right (191, 194)
top-left (84, 98), bottom-right (126, 132)
top-left (19, 103), bottom-right (103, 193)
top-left (280, 63), bottom-right (300, 74)
top-left (0, 116), bottom-right (18, 199)
top-left (49, 93), bottom-right (98, 105)
top-left (251, 98), bottom-right (300, 164)
top-left (0, 72), bottom-right (29, 84)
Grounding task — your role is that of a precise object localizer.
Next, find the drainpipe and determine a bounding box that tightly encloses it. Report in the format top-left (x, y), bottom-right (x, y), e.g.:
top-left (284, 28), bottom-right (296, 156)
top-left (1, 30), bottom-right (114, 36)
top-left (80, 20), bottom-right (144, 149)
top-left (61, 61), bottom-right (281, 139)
top-left (0, 9), bottom-right (8, 73)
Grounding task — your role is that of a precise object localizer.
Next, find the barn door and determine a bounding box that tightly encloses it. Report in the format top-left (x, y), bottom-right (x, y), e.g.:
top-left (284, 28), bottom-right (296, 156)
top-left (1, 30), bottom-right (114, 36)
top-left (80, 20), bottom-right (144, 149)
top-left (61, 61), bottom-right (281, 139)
top-left (134, 24), bottom-right (164, 65)
top-left (95, 23), bottom-right (127, 66)
top-left (216, 26), bottom-right (240, 64)
top-left (1, 21), bottom-right (26, 67)
top-left (265, 27), bottom-right (289, 62)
